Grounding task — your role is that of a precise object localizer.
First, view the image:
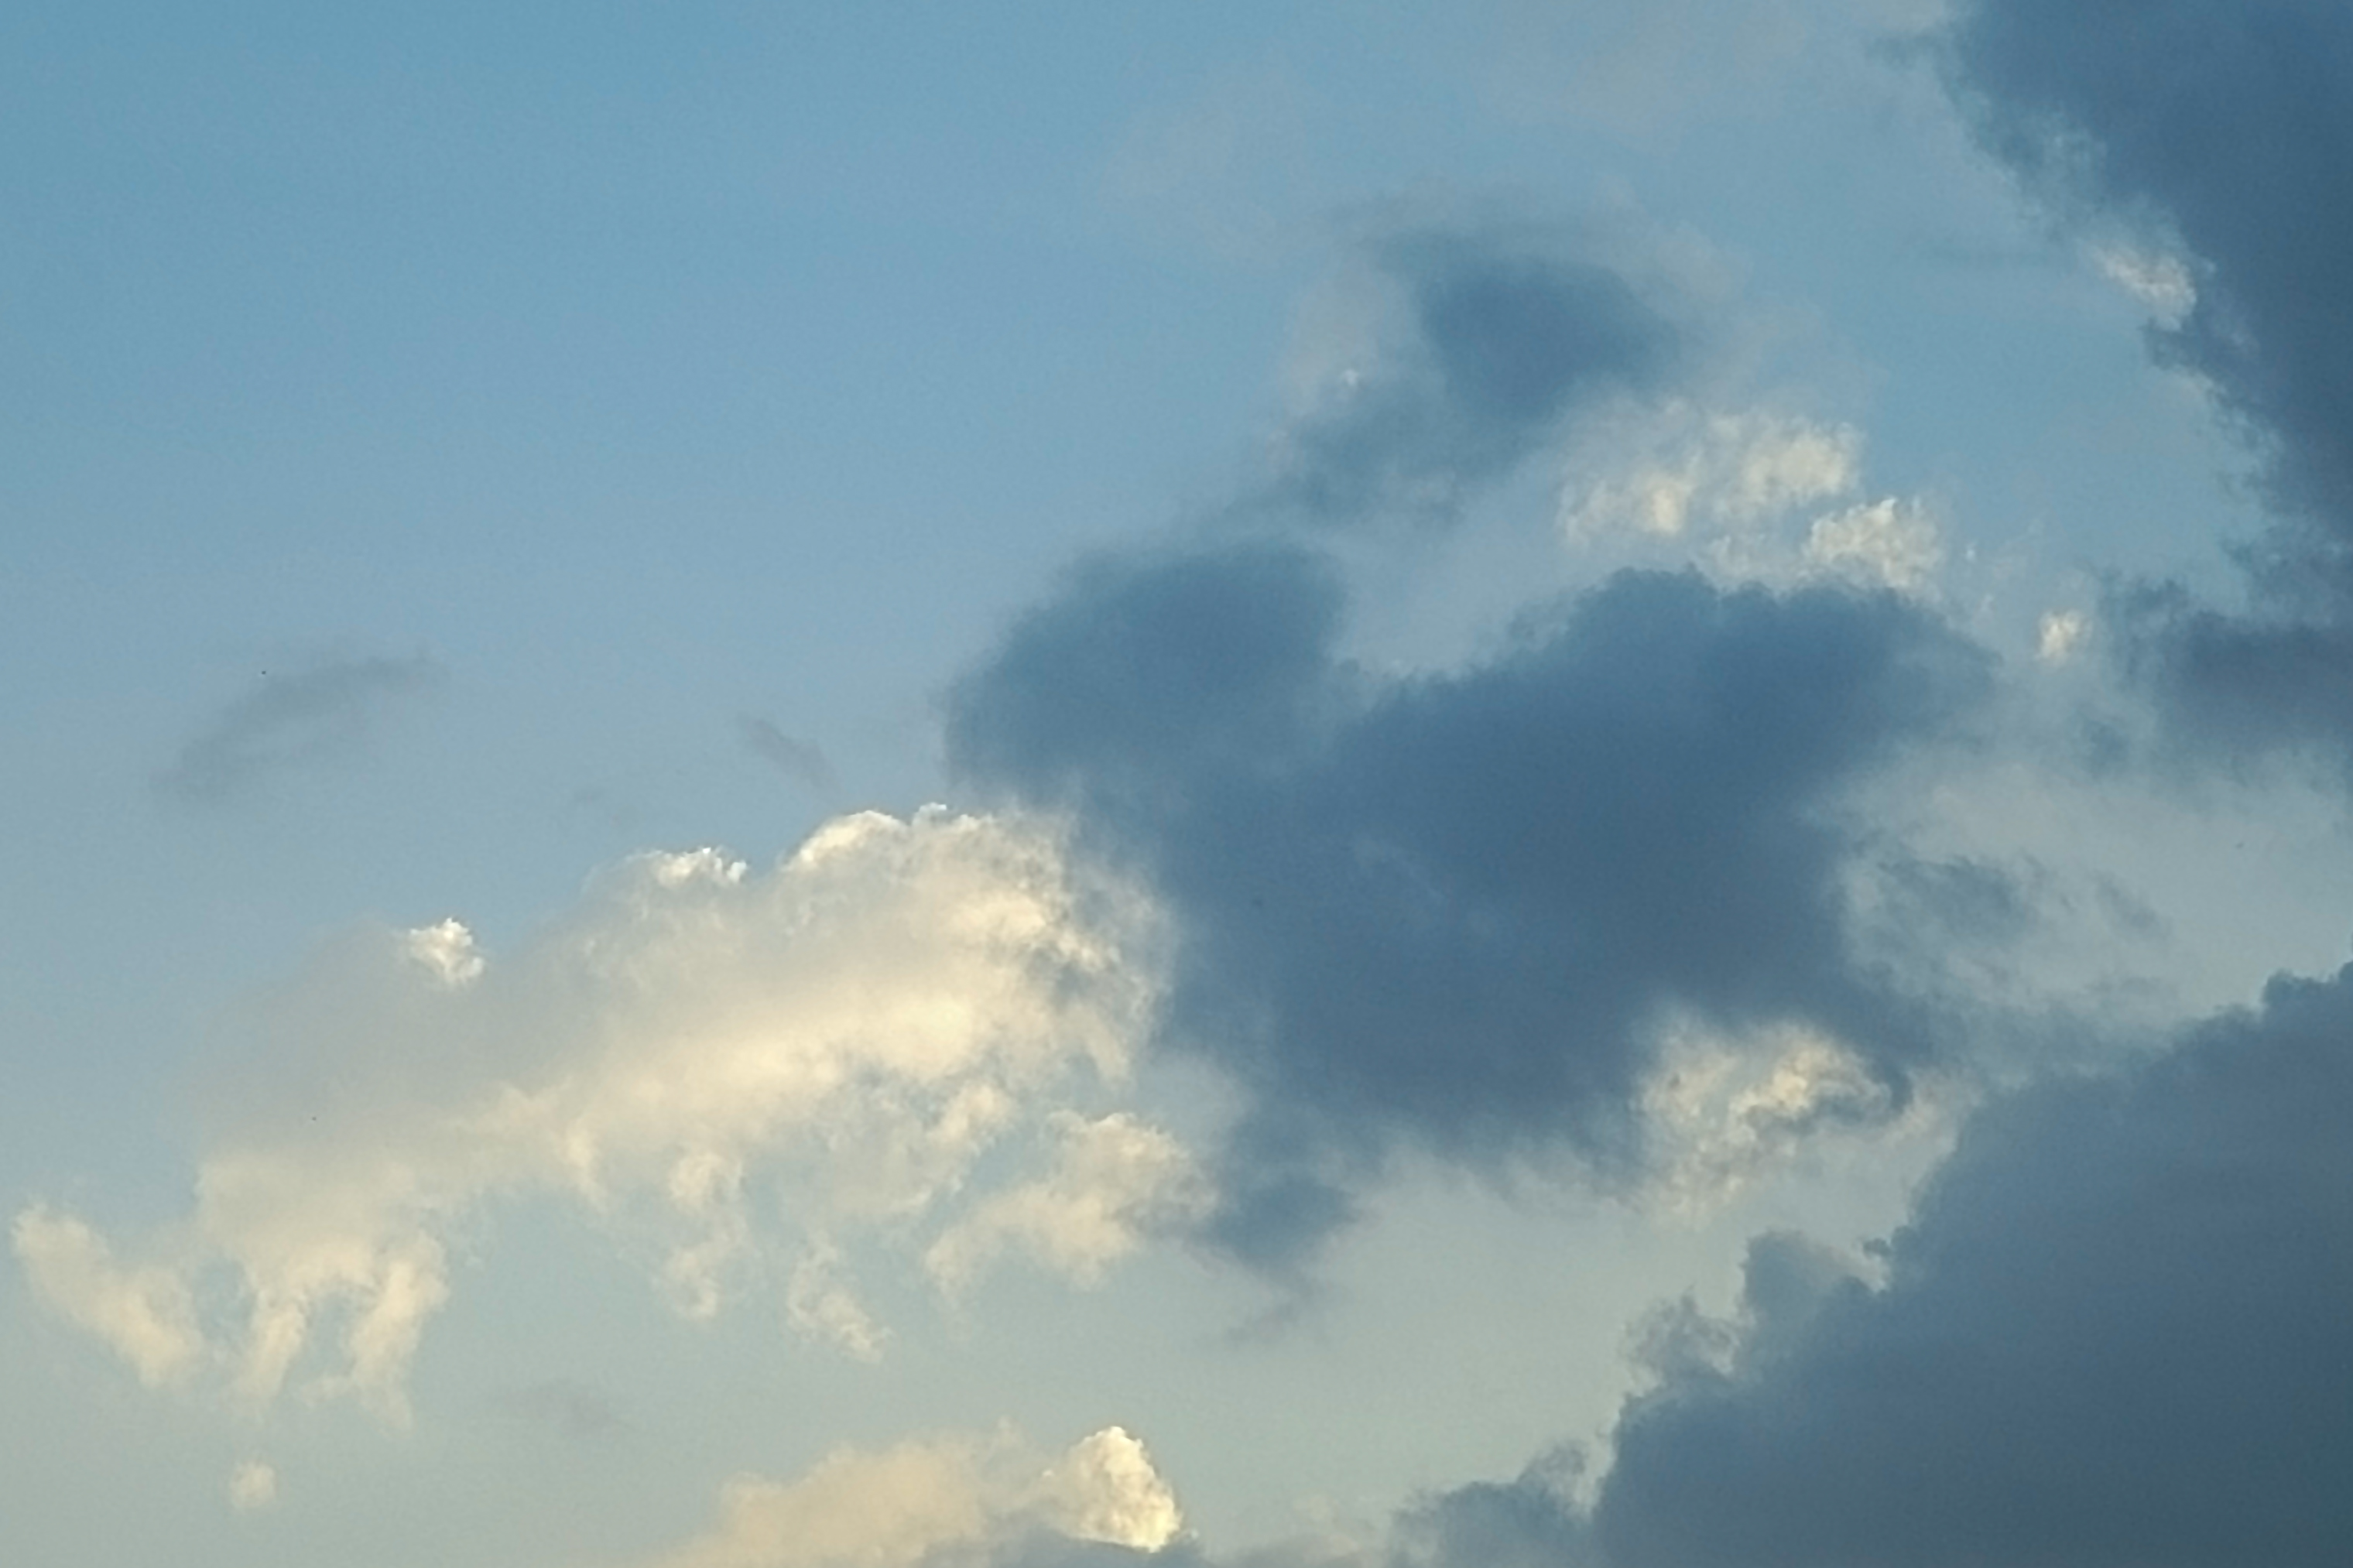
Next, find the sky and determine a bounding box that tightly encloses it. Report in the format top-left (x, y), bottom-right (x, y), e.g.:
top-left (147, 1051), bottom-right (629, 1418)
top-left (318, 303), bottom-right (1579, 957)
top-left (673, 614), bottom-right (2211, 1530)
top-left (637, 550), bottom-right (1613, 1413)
top-left (5, 2), bottom-right (2352, 1564)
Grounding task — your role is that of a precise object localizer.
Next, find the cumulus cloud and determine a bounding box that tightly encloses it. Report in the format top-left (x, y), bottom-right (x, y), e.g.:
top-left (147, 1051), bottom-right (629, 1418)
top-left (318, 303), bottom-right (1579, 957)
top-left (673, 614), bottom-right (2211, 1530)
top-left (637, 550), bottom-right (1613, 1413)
top-left (1560, 402), bottom-right (1863, 543)
top-left (1252, 217), bottom-right (1687, 529)
top-left (926, 1112), bottom-right (1213, 1297)
top-left (642, 1426), bottom-right (1185, 1568)
top-left (156, 652), bottom-right (446, 804)
top-left (1940, 1), bottom-right (2353, 762)
top-left (950, 548), bottom-right (1988, 1264)
top-left (13, 809), bottom-right (1183, 1416)
top-left (1560, 399), bottom-right (1946, 595)
top-left (1587, 960), bottom-right (2353, 1568)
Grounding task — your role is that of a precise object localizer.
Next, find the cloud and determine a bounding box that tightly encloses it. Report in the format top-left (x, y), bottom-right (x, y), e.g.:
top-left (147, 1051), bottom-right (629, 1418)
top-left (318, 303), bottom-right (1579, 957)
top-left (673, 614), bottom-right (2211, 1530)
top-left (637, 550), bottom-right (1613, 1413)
top-left (950, 547), bottom-right (1989, 1265)
top-left (926, 1111), bottom-right (1213, 1297)
top-left (1560, 399), bottom-right (1946, 595)
top-left (641, 1426), bottom-right (1185, 1568)
top-left (738, 714), bottom-right (837, 793)
top-left (1581, 960), bottom-right (2353, 1568)
top-left (1252, 218), bottom-right (1687, 529)
top-left (156, 652), bottom-right (447, 803)
top-left (227, 1459), bottom-right (278, 1513)
top-left (13, 809), bottom-right (1181, 1417)
top-left (1938, 1), bottom-right (2353, 761)
top-left (12, 1206), bottom-right (206, 1388)
top-left (1560, 402), bottom-right (1864, 543)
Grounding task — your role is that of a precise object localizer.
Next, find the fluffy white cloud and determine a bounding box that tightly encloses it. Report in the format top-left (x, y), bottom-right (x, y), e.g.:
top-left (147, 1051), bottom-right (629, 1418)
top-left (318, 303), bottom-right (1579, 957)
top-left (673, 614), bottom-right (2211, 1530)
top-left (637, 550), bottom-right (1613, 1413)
top-left (1801, 495), bottom-right (1944, 592)
top-left (1640, 1019), bottom-right (1918, 1213)
top-left (15, 809), bottom-right (1179, 1417)
top-left (1560, 401), bottom-right (1863, 542)
top-left (1560, 401), bottom-right (1947, 596)
top-left (925, 1111), bottom-right (1211, 1296)
top-left (644, 1425), bottom-right (1184, 1568)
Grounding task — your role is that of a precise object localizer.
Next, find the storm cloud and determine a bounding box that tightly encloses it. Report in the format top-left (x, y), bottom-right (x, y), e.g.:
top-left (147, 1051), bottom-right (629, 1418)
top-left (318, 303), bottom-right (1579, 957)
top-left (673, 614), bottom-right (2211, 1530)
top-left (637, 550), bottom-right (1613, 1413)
top-left (950, 547), bottom-right (1988, 1263)
top-left (1940, 1), bottom-right (2353, 762)
top-left (1582, 958), bottom-right (2353, 1568)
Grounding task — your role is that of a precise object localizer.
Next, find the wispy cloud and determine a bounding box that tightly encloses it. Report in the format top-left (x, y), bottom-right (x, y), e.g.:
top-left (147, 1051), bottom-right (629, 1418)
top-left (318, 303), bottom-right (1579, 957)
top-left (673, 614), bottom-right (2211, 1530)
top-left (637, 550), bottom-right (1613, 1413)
top-left (156, 652), bottom-right (447, 805)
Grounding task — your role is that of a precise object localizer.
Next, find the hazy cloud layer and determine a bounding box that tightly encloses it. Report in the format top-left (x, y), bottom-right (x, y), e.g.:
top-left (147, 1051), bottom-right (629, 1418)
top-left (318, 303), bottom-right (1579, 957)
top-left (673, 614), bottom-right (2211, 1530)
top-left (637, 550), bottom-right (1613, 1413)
top-left (1940, 1), bottom-right (2353, 761)
top-left (14, 810), bottom-right (1181, 1414)
top-left (951, 549), bottom-right (1988, 1263)
top-left (156, 652), bottom-right (447, 803)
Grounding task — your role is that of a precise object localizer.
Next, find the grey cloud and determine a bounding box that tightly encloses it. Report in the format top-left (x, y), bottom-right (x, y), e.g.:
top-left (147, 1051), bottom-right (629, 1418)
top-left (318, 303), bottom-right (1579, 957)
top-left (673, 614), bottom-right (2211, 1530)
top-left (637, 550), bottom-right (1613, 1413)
top-left (738, 713), bottom-right (837, 793)
top-left (1389, 1450), bottom-right (1595, 1568)
top-left (157, 652), bottom-right (447, 804)
top-left (1254, 222), bottom-right (1683, 529)
top-left (1584, 963), bottom-right (2353, 1568)
top-left (950, 549), bottom-right (1988, 1265)
top-left (1940, 2), bottom-right (2353, 762)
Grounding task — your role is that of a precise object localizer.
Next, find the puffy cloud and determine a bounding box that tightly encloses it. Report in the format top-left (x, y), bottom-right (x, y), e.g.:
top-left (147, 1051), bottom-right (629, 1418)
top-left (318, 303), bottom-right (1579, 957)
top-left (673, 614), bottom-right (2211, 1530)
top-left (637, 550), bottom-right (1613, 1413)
top-left (1254, 218), bottom-right (1687, 529)
top-left (926, 1112), bottom-right (1212, 1296)
top-left (1800, 495), bottom-right (1944, 593)
top-left (642, 1426), bottom-right (1184, 1568)
top-left (155, 651), bottom-right (446, 804)
top-left (1560, 402), bottom-right (1864, 543)
top-left (950, 547), bottom-right (1988, 1264)
top-left (227, 1459), bottom-right (278, 1513)
top-left (13, 809), bottom-right (1176, 1416)
top-left (1940, 2), bottom-right (2353, 762)
top-left (1585, 961), bottom-right (2353, 1568)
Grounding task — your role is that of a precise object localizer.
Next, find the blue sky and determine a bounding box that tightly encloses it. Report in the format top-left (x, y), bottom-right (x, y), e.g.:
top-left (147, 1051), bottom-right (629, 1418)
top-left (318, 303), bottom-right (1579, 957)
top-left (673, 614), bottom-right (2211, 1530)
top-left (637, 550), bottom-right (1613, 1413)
top-left (8, 3), bottom-right (2352, 1566)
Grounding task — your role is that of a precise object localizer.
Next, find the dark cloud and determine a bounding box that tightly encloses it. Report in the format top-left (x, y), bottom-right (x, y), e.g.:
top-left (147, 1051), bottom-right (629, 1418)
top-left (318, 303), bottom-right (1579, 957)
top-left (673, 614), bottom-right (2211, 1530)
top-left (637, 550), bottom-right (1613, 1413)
top-left (1252, 221), bottom-right (1683, 529)
top-left (156, 652), bottom-right (447, 804)
top-left (1939, 2), bottom-right (2353, 762)
top-left (1581, 963), bottom-right (2353, 1568)
top-left (1389, 1449), bottom-right (1594, 1568)
top-left (950, 548), bottom-right (1988, 1263)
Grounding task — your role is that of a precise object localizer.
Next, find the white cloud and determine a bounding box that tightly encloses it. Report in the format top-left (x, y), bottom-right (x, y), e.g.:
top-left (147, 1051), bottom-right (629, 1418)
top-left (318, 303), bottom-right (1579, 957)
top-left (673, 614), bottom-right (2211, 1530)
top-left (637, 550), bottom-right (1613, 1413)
top-left (2037, 608), bottom-right (2091, 664)
top-left (925, 1111), bottom-right (1211, 1296)
top-left (642, 1425), bottom-right (1183, 1568)
top-left (227, 1459), bottom-right (278, 1513)
top-left (1562, 400), bottom-right (1951, 597)
top-left (1640, 1020), bottom-right (1910, 1214)
top-left (12, 1206), bottom-right (206, 1388)
top-left (1801, 495), bottom-right (1944, 592)
top-left (1560, 402), bottom-right (1863, 542)
top-left (2088, 243), bottom-right (2196, 325)
top-left (15, 808), bottom-right (1177, 1418)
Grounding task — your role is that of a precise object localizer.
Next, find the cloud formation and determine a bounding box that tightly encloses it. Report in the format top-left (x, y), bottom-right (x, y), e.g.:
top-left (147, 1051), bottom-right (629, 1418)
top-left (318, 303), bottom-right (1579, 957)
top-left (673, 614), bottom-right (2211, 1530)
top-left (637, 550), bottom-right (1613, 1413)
top-left (1590, 958), bottom-right (2353, 1568)
top-left (15, 809), bottom-right (1181, 1415)
top-left (1253, 218), bottom-right (1686, 529)
top-left (951, 549), bottom-right (1987, 1264)
top-left (1940, 1), bottom-right (2353, 761)
top-left (156, 652), bottom-right (447, 803)
top-left (642, 1426), bottom-right (1184, 1568)
top-left (1349, 959), bottom-right (2353, 1568)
